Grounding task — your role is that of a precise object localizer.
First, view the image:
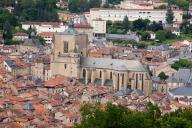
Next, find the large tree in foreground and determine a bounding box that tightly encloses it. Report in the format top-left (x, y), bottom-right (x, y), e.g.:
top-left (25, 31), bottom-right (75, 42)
top-left (75, 103), bottom-right (192, 128)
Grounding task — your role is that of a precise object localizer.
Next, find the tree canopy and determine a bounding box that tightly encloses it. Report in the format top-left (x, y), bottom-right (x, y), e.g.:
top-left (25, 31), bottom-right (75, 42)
top-left (166, 6), bottom-right (174, 25)
top-left (18, 0), bottom-right (58, 21)
top-left (0, 0), bottom-right (59, 22)
top-left (68, 0), bottom-right (101, 13)
top-left (167, 0), bottom-right (192, 10)
top-left (107, 0), bottom-right (124, 5)
top-left (122, 16), bottom-right (129, 31)
top-left (171, 59), bottom-right (192, 70)
top-left (75, 103), bottom-right (192, 128)
top-left (158, 72), bottom-right (169, 80)
top-left (133, 19), bottom-right (150, 31)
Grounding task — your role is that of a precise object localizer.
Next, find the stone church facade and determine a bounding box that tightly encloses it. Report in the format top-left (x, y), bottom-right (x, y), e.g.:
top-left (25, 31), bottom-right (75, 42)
top-left (51, 27), bottom-right (152, 95)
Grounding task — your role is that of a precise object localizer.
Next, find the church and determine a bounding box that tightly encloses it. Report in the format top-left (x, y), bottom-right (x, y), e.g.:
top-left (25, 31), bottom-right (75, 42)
top-left (51, 24), bottom-right (152, 96)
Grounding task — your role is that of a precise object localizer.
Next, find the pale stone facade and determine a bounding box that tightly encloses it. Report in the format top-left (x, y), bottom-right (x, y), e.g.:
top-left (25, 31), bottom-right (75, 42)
top-left (51, 28), bottom-right (87, 78)
top-left (118, 0), bottom-right (154, 10)
top-left (92, 19), bottom-right (106, 38)
top-left (51, 27), bottom-right (152, 95)
top-left (88, 8), bottom-right (183, 24)
top-left (31, 59), bottom-right (52, 81)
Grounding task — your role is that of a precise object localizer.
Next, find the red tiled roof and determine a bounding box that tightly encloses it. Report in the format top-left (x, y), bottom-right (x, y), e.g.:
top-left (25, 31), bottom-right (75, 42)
top-left (13, 32), bottom-right (28, 36)
top-left (23, 22), bottom-right (64, 27)
top-left (38, 32), bottom-right (55, 37)
top-left (74, 24), bottom-right (93, 29)
top-left (44, 76), bottom-right (67, 87)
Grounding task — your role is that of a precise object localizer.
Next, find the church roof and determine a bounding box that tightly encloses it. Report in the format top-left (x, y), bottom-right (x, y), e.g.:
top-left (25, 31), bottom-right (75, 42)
top-left (80, 57), bottom-right (146, 72)
top-left (169, 86), bottom-right (192, 97)
top-left (57, 28), bottom-right (79, 35)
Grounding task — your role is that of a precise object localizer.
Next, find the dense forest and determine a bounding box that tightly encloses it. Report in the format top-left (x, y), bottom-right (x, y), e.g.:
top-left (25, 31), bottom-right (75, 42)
top-left (167, 0), bottom-right (192, 10)
top-left (75, 103), bottom-right (192, 128)
top-left (0, 0), bottom-right (59, 44)
top-left (0, 0), bottom-right (58, 22)
top-left (68, 0), bottom-right (101, 13)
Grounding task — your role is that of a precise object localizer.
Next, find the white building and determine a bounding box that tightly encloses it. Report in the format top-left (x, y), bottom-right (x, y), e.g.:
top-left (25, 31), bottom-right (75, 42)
top-left (92, 19), bottom-right (106, 38)
top-left (180, 39), bottom-right (192, 52)
top-left (88, 8), bottom-right (183, 24)
top-left (13, 32), bottom-right (29, 41)
top-left (118, 0), bottom-right (154, 10)
top-left (171, 27), bottom-right (180, 36)
top-left (38, 32), bottom-right (54, 44)
top-left (147, 31), bottom-right (156, 40)
top-left (22, 22), bottom-right (68, 34)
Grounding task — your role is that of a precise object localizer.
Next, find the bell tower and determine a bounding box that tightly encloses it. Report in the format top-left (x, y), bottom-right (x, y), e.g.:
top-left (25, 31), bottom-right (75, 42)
top-left (51, 21), bottom-right (88, 78)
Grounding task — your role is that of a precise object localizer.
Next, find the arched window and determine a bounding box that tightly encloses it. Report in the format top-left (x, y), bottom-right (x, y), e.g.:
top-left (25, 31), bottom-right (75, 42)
top-left (64, 64), bottom-right (67, 69)
top-left (100, 71), bottom-right (102, 78)
top-left (110, 72), bottom-right (112, 79)
top-left (83, 69), bottom-right (86, 78)
top-left (122, 74), bottom-right (124, 85)
top-left (136, 74), bottom-right (138, 89)
top-left (64, 41), bottom-right (68, 53)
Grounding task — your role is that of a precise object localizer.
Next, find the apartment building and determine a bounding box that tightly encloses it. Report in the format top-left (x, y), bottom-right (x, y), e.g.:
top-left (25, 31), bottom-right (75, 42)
top-left (88, 8), bottom-right (183, 24)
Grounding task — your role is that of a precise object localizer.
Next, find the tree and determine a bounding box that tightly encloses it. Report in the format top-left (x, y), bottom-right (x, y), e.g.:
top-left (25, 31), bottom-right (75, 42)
top-left (68, 0), bottom-right (101, 13)
top-left (137, 31), bottom-right (150, 41)
top-left (171, 59), bottom-right (192, 70)
top-left (180, 20), bottom-right (192, 34)
top-left (108, 0), bottom-right (124, 5)
top-left (147, 21), bottom-right (163, 32)
top-left (133, 19), bottom-right (150, 31)
top-left (167, 0), bottom-right (189, 10)
top-left (166, 6), bottom-right (174, 25)
top-left (3, 20), bottom-right (12, 45)
top-left (165, 31), bottom-right (176, 39)
top-left (75, 102), bottom-right (192, 128)
top-left (156, 30), bottom-right (166, 42)
top-left (12, 0), bottom-right (59, 22)
top-left (122, 16), bottom-right (129, 31)
top-left (0, 9), bottom-right (18, 29)
top-left (158, 72), bottom-right (169, 80)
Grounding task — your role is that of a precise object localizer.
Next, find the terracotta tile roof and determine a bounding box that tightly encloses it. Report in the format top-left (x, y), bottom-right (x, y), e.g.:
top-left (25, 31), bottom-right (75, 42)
top-left (0, 67), bottom-right (7, 74)
top-left (38, 32), bottom-right (55, 37)
top-left (171, 42), bottom-right (187, 48)
top-left (64, 112), bottom-right (78, 118)
top-left (19, 91), bottom-right (39, 98)
top-left (15, 118), bottom-right (28, 123)
top-left (171, 100), bottom-right (185, 108)
top-left (0, 122), bottom-right (23, 128)
top-left (50, 101), bottom-right (62, 107)
top-left (13, 32), bottom-right (28, 36)
top-left (33, 104), bottom-right (46, 114)
top-left (23, 22), bottom-right (64, 27)
top-left (74, 24), bottom-right (93, 29)
top-left (44, 75), bottom-right (67, 87)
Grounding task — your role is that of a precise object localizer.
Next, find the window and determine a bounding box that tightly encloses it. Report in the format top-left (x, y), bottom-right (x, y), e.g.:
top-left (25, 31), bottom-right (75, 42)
top-left (100, 71), bottom-right (102, 78)
top-left (122, 74), bottom-right (124, 85)
top-left (83, 69), bottom-right (86, 77)
top-left (64, 64), bottom-right (67, 69)
top-left (64, 41), bottom-right (68, 53)
top-left (136, 74), bottom-right (138, 89)
top-left (110, 72), bottom-right (112, 79)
